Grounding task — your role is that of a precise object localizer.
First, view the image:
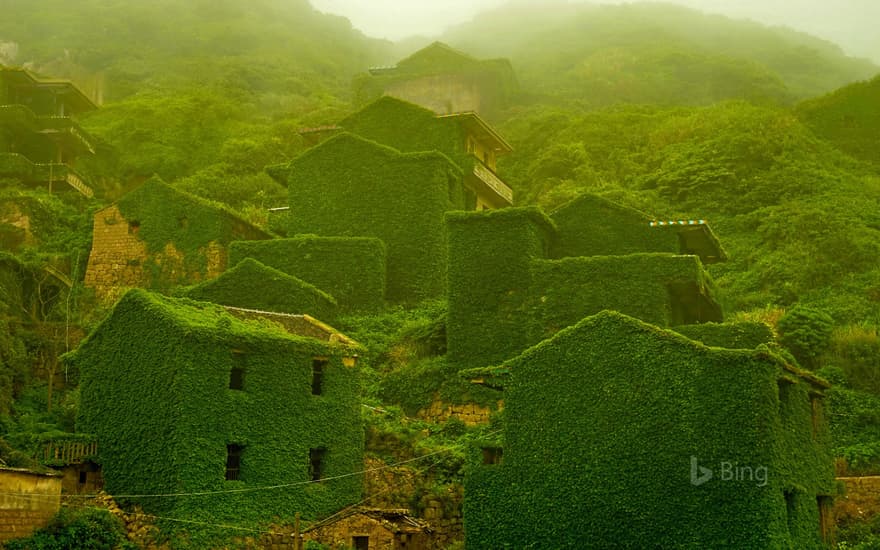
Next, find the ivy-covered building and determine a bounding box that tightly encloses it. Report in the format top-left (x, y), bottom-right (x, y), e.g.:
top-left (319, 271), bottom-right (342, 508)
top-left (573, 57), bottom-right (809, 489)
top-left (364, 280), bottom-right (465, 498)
top-left (354, 42), bottom-right (517, 120)
top-left (84, 177), bottom-right (271, 298)
top-left (339, 96), bottom-right (514, 209)
top-left (446, 194), bottom-right (727, 368)
top-left (70, 289), bottom-right (364, 526)
top-left (0, 66), bottom-right (96, 198)
top-left (464, 311), bottom-right (835, 548)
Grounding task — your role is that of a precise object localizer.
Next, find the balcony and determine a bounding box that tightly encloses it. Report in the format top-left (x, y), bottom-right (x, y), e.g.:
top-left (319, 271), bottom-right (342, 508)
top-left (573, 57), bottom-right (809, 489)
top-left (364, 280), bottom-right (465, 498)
top-left (0, 153), bottom-right (94, 198)
top-left (39, 436), bottom-right (98, 466)
top-left (471, 160), bottom-right (514, 207)
top-left (37, 115), bottom-right (97, 154)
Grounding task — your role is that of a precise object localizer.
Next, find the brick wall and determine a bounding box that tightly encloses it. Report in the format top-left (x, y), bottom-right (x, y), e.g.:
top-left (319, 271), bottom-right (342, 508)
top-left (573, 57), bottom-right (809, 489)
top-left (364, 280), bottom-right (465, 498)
top-left (84, 205), bottom-right (227, 297)
top-left (836, 476), bottom-right (880, 524)
top-left (0, 468), bottom-right (62, 543)
top-left (418, 398), bottom-right (501, 426)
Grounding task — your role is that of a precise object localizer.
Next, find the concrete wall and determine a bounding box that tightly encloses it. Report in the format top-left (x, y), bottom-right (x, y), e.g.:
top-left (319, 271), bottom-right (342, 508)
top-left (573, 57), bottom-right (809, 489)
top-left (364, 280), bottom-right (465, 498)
top-left (0, 468), bottom-right (62, 543)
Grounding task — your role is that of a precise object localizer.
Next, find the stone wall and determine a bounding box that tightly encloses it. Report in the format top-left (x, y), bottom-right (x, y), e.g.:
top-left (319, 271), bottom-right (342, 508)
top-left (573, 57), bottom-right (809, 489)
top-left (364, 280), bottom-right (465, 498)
top-left (385, 74), bottom-right (483, 116)
top-left (418, 398), bottom-right (500, 426)
top-left (836, 476), bottom-right (880, 524)
top-left (0, 467), bottom-right (62, 543)
top-left (84, 205), bottom-right (227, 297)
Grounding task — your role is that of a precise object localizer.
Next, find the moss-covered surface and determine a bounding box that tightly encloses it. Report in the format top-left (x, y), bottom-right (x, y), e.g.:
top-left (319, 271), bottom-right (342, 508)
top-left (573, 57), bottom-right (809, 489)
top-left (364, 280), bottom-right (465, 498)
top-left (113, 177), bottom-right (270, 285)
top-left (229, 236), bottom-right (386, 312)
top-left (70, 290), bottom-right (363, 544)
top-left (526, 253), bottom-right (722, 342)
top-left (276, 132), bottom-right (464, 304)
top-left (464, 311), bottom-right (835, 549)
top-left (179, 258), bottom-right (337, 320)
top-left (675, 321), bottom-right (774, 349)
top-left (548, 193), bottom-right (680, 258)
top-left (445, 207), bottom-right (556, 369)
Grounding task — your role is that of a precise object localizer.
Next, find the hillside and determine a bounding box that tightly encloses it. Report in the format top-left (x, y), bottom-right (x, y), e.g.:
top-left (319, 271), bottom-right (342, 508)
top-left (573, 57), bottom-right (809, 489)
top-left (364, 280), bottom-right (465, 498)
top-left (440, 1), bottom-right (878, 107)
top-left (797, 74), bottom-right (880, 170)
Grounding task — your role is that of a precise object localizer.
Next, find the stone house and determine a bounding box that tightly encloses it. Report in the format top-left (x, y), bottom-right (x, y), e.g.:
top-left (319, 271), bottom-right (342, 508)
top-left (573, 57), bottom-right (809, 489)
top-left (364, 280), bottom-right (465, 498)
top-left (0, 66), bottom-right (96, 198)
top-left (463, 311), bottom-right (835, 548)
top-left (84, 177), bottom-right (271, 298)
top-left (304, 508), bottom-right (431, 550)
top-left (68, 289), bottom-right (364, 526)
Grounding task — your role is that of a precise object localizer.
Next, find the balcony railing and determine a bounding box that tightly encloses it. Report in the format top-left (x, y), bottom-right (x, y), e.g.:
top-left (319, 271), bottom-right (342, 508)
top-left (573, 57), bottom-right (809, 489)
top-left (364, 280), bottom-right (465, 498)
top-left (37, 116), bottom-right (97, 154)
top-left (32, 163), bottom-right (95, 198)
top-left (41, 438), bottom-right (98, 465)
top-left (473, 161), bottom-right (514, 204)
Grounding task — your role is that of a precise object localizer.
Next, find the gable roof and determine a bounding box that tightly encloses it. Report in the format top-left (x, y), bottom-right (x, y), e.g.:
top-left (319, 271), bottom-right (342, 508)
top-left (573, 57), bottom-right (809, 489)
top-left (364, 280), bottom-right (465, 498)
top-left (394, 42), bottom-right (479, 73)
top-left (181, 258), bottom-right (337, 317)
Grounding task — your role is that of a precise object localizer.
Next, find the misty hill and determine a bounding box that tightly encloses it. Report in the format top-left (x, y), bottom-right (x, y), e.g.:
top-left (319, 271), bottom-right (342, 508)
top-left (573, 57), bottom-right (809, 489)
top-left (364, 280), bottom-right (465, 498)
top-left (440, 1), bottom-right (878, 107)
top-left (796, 74), bottom-right (880, 170)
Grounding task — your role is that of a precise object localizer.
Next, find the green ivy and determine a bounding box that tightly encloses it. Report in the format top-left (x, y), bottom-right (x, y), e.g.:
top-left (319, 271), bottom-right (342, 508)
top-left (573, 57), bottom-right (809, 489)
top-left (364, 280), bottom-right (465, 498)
top-left (464, 311), bottom-right (834, 549)
top-left (229, 236), bottom-right (386, 312)
top-left (675, 321), bottom-right (774, 349)
top-left (69, 290), bottom-right (363, 545)
top-left (274, 132), bottom-right (464, 304)
top-left (179, 258), bottom-right (338, 321)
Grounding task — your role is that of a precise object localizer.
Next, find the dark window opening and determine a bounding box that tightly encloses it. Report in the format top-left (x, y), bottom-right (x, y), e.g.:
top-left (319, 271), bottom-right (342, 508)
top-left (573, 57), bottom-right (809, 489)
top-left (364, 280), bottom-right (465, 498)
top-left (784, 490), bottom-right (797, 536)
top-left (128, 220), bottom-right (140, 235)
top-left (353, 536), bottom-right (369, 550)
top-left (226, 444), bottom-right (243, 481)
top-left (482, 447), bottom-right (504, 465)
top-left (778, 379), bottom-right (793, 415)
top-left (230, 352), bottom-right (246, 390)
top-left (312, 358), bottom-right (327, 395)
top-left (811, 394), bottom-right (823, 439)
top-left (78, 471), bottom-right (87, 484)
top-left (309, 448), bottom-right (326, 481)
top-left (818, 495), bottom-right (833, 543)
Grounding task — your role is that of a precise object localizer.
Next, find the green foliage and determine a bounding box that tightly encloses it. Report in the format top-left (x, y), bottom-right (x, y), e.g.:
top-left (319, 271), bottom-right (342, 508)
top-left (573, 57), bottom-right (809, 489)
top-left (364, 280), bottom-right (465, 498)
top-left (279, 132), bottom-right (464, 303)
top-left (464, 311), bottom-right (834, 548)
top-left (445, 207), bottom-right (555, 369)
top-left (527, 253), bottom-right (721, 342)
top-left (113, 177), bottom-right (270, 288)
top-left (229, 236), bottom-right (386, 312)
top-left (837, 514), bottom-right (880, 550)
top-left (777, 305), bottom-right (835, 370)
top-left (797, 74), bottom-right (880, 169)
top-left (824, 325), bottom-right (880, 395)
top-left (4, 507), bottom-right (132, 550)
top-left (71, 290), bottom-right (363, 543)
top-left (674, 321), bottom-right (774, 349)
top-left (180, 258), bottom-right (337, 320)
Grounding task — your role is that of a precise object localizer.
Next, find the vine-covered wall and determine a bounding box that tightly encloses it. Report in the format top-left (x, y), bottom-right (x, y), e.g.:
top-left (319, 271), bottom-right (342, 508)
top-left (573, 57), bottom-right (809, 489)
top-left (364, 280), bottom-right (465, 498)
top-left (276, 132), bottom-right (463, 304)
top-left (71, 290), bottom-right (363, 536)
top-left (229, 236), bottom-right (386, 312)
top-left (464, 311), bottom-right (834, 549)
top-left (549, 193), bottom-right (680, 258)
top-left (445, 207), bottom-right (555, 369)
top-left (180, 258), bottom-right (338, 321)
top-left (675, 321), bottom-right (774, 349)
top-left (526, 253), bottom-right (722, 343)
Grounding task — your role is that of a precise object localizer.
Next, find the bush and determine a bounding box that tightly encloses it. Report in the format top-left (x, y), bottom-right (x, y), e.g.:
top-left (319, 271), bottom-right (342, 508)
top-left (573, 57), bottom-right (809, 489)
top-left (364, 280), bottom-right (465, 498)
top-left (5, 507), bottom-right (132, 550)
top-left (777, 305), bottom-right (834, 369)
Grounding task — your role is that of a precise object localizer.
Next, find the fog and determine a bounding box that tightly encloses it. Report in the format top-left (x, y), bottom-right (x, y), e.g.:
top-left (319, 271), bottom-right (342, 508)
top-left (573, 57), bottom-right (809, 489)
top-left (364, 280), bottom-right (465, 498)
top-left (310, 0), bottom-right (880, 62)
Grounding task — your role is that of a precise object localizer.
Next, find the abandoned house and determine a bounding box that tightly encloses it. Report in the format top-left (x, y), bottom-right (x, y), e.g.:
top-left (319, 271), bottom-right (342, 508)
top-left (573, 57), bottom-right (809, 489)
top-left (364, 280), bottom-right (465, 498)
top-left (0, 66), bottom-right (96, 198)
top-left (463, 311), bottom-right (835, 549)
top-left (303, 507), bottom-right (432, 550)
top-left (445, 193), bottom-right (727, 369)
top-left (84, 177), bottom-right (271, 298)
top-left (354, 41), bottom-right (517, 119)
top-left (68, 289), bottom-right (364, 525)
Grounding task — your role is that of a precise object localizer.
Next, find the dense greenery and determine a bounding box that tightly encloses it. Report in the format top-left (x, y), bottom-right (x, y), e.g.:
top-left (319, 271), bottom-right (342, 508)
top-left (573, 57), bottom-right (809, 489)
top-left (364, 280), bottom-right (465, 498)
top-left (70, 290), bottom-right (363, 544)
top-left (180, 258), bottom-right (338, 320)
top-left (4, 507), bottom-right (132, 550)
top-left (278, 132), bottom-right (464, 303)
top-left (674, 321), bottom-right (774, 350)
top-left (229, 236), bottom-right (387, 312)
top-left (464, 311), bottom-right (834, 549)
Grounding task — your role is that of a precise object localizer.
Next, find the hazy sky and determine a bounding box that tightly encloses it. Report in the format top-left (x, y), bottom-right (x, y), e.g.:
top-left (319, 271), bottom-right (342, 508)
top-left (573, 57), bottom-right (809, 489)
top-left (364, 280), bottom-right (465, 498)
top-left (310, 0), bottom-right (880, 62)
